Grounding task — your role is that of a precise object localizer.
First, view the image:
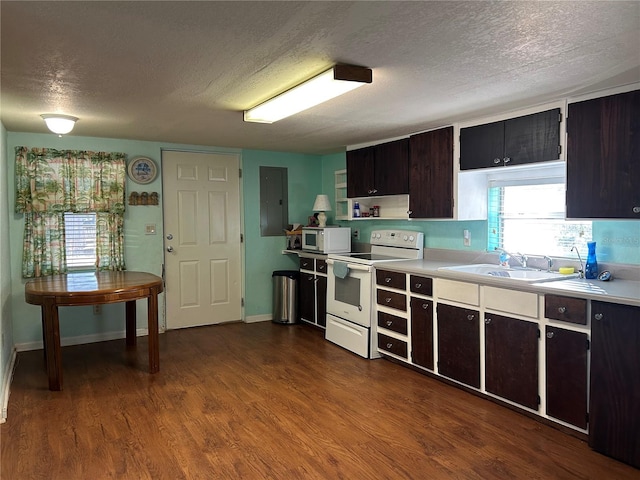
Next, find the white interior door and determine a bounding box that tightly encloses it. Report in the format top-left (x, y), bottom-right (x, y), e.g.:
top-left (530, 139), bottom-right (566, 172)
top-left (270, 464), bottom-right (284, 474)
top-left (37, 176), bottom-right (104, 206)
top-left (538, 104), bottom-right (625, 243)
top-left (162, 151), bottom-right (242, 329)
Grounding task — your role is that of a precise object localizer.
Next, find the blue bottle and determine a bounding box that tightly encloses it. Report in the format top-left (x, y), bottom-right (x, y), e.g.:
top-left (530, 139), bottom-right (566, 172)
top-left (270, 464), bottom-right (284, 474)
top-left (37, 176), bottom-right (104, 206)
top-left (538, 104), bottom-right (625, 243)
top-left (585, 241), bottom-right (598, 279)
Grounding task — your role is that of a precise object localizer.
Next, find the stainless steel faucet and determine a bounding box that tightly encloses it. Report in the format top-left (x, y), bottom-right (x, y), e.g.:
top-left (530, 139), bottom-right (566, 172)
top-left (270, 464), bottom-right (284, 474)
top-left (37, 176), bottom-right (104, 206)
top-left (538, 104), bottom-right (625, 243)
top-left (571, 246), bottom-right (585, 278)
top-left (544, 256), bottom-right (553, 272)
top-left (495, 247), bottom-right (528, 268)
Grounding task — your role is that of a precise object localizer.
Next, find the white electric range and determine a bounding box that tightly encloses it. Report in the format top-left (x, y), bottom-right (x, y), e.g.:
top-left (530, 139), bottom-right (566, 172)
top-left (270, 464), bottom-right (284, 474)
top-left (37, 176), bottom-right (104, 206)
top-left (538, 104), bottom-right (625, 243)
top-left (325, 229), bottom-right (424, 358)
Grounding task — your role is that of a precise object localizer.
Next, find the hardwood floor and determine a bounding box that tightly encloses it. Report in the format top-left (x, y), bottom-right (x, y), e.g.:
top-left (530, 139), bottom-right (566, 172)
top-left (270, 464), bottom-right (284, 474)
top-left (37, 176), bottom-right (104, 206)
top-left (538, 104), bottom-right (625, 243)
top-left (2, 322), bottom-right (637, 479)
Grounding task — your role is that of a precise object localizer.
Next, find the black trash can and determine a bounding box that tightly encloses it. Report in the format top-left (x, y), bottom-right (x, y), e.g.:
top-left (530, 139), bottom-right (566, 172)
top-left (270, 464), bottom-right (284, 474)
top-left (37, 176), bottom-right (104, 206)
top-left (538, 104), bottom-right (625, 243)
top-left (272, 270), bottom-right (299, 324)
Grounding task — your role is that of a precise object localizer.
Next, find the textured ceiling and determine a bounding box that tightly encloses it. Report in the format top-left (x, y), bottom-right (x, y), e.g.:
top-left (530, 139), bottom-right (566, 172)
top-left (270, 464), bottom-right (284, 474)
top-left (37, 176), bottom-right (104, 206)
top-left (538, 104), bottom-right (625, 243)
top-left (1, 1), bottom-right (639, 154)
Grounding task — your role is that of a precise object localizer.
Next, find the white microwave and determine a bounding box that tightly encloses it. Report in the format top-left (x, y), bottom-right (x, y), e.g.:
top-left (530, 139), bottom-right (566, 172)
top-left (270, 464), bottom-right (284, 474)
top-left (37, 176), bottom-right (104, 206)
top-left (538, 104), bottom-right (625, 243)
top-left (301, 227), bottom-right (351, 254)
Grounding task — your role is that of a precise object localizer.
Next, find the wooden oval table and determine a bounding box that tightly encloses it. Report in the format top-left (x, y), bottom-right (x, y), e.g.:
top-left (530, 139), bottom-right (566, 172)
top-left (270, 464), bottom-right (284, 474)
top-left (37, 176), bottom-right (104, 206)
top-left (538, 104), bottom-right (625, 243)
top-left (25, 271), bottom-right (163, 391)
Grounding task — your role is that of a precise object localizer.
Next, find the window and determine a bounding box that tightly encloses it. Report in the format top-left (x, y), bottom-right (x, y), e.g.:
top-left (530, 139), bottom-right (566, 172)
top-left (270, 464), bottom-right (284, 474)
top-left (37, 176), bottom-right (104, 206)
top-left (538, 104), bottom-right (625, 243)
top-left (64, 213), bottom-right (97, 269)
top-left (488, 182), bottom-right (592, 258)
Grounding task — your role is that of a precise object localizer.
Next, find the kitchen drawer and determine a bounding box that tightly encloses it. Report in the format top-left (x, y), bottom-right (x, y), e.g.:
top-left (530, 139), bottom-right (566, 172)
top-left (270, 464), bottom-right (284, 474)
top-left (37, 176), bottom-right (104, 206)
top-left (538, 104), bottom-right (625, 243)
top-left (299, 257), bottom-right (314, 271)
top-left (316, 259), bottom-right (327, 274)
top-left (544, 294), bottom-right (587, 325)
top-left (435, 279), bottom-right (479, 306)
top-left (410, 275), bottom-right (433, 296)
top-left (376, 269), bottom-right (406, 290)
top-left (377, 289), bottom-right (407, 311)
top-left (378, 333), bottom-right (408, 358)
top-left (484, 286), bottom-right (538, 319)
top-left (377, 311), bottom-right (408, 335)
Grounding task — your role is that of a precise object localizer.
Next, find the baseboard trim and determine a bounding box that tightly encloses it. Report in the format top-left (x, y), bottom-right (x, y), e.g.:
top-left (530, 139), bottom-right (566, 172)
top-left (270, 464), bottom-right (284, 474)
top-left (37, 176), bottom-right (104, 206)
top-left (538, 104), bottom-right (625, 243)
top-left (1, 347), bottom-right (17, 423)
top-left (15, 328), bottom-right (150, 353)
top-left (244, 314), bottom-right (272, 324)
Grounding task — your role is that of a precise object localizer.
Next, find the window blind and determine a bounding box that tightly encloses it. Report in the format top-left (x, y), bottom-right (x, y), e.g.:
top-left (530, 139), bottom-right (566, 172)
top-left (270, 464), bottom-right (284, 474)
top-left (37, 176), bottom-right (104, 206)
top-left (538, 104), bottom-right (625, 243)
top-left (488, 183), bottom-right (592, 258)
top-left (64, 213), bottom-right (97, 269)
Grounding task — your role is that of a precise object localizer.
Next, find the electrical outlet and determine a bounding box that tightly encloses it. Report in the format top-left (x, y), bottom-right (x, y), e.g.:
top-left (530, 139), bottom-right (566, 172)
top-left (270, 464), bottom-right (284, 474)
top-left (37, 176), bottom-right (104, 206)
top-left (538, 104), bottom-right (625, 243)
top-left (353, 229), bottom-right (360, 240)
top-left (93, 304), bottom-right (102, 315)
top-left (463, 229), bottom-right (471, 247)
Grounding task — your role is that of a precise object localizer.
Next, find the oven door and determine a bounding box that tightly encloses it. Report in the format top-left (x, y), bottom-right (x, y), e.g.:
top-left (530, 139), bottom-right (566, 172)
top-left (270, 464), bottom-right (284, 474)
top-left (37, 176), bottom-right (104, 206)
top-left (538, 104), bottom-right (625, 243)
top-left (326, 259), bottom-right (372, 327)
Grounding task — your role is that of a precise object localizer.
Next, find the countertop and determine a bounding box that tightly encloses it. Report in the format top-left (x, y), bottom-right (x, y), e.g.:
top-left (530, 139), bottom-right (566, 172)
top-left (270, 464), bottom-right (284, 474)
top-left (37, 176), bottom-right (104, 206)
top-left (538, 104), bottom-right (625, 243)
top-left (375, 259), bottom-right (640, 307)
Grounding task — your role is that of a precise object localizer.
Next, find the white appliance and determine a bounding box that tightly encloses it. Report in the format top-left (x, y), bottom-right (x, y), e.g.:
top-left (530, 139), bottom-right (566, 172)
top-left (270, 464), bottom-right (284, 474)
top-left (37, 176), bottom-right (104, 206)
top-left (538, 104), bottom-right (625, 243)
top-left (301, 226), bottom-right (351, 254)
top-left (325, 229), bottom-right (424, 359)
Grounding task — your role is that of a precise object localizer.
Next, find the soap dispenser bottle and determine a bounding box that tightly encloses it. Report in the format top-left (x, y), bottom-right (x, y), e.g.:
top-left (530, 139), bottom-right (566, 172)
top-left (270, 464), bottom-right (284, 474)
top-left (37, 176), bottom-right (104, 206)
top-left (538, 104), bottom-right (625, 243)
top-left (585, 241), bottom-right (598, 279)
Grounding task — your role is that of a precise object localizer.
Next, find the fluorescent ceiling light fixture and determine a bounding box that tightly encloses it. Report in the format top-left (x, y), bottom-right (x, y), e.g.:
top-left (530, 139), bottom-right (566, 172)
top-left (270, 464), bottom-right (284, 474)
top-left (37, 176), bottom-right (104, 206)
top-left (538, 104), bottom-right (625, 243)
top-left (244, 65), bottom-right (372, 123)
top-left (41, 114), bottom-right (78, 135)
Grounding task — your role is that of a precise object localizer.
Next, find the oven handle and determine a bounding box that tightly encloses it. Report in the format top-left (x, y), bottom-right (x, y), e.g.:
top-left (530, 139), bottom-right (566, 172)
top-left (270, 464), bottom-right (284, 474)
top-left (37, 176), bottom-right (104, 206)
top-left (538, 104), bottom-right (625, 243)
top-left (327, 259), bottom-right (372, 272)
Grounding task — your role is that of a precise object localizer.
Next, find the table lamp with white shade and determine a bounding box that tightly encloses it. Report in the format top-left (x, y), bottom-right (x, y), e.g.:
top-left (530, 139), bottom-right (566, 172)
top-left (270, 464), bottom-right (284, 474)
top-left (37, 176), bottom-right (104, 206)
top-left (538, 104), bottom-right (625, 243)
top-left (312, 194), bottom-right (332, 228)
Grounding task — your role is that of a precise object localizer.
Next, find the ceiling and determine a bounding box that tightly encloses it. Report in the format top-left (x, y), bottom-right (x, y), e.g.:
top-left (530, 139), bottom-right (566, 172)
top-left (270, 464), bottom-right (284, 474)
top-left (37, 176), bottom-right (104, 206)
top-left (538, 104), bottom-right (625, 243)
top-left (1, 1), bottom-right (639, 155)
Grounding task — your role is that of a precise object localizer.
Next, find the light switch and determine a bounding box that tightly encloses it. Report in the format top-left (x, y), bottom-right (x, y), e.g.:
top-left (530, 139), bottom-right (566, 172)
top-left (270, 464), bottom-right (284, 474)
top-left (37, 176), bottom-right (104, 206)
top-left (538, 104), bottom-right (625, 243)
top-left (463, 229), bottom-right (471, 247)
top-left (145, 224), bottom-right (156, 235)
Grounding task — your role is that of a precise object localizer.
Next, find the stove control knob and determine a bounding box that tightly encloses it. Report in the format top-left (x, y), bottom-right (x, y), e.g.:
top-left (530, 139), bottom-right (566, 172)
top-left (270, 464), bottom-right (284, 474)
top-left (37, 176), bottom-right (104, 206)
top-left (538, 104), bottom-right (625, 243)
top-left (409, 235), bottom-right (415, 242)
top-left (375, 233), bottom-right (381, 239)
top-left (403, 235), bottom-right (408, 241)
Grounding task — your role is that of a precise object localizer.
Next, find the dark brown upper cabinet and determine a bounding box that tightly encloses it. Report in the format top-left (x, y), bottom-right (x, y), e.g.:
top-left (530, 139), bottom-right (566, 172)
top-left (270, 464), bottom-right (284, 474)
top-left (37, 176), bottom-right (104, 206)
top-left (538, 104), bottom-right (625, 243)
top-left (409, 126), bottom-right (454, 218)
top-left (460, 108), bottom-right (561, 170)
top-left (346, 138), bottom-right (409, 197)
top-left (566, 89), bottom-right (640, 219)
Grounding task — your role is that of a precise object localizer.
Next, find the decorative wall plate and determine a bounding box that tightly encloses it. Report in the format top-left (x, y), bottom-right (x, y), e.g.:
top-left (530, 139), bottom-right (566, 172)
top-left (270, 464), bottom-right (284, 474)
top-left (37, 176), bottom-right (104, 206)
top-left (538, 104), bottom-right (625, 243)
top-left (127, 157), bottom-right (157, 184)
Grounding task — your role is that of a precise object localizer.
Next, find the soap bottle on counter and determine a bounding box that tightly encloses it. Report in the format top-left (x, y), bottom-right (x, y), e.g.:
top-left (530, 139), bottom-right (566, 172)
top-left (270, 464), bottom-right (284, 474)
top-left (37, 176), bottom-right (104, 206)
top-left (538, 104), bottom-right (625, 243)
top-left (585, 241), bottom-right (598, 279)
top-left (353, 201), bottom-right (361, 218)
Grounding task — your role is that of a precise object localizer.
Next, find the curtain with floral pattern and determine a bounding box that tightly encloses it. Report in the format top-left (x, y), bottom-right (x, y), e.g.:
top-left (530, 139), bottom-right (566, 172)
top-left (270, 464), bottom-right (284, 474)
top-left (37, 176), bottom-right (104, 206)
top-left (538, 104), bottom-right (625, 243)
top-left (15, 147), bottom-right (127, 278)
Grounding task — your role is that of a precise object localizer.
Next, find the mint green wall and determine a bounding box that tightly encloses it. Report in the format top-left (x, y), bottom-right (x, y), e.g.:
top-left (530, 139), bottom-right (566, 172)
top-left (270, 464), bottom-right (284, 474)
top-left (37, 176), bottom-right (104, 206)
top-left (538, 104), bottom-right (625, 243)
top-left (321, 155), bottom-right (640, 264)
top-left (5, 132), bottom-right (324, 345)
top-left (4, 132), bottom-right (638, 348)
top-left (242, 149), bottom-right (322, 317)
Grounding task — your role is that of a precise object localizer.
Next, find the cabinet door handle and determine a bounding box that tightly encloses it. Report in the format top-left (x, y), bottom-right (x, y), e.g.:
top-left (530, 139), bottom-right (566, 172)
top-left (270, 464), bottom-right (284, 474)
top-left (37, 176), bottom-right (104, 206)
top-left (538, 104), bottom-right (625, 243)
top-left (503, 157), bottom-right (511, 164)
top-left (415, 283), bottom-right (422, 288)
top-left (372, 189), bottom-right (378, 194)
top-left (386, 320), bottom-right (393, 326)
top-left (385, 297), bottom-right (392, 303)
top-left (558, 306), bottom-right (566, 314)
top-left (633, 206), bottom-right (640, 213)
top-left (594, 313), bottom-right (603, 320)
top-left (407, 210), bottom-right (413, 215)
top-left (485, 318), bottom-right (492, 324)
top-left (385, 277), bottom-right (392, 283)
top-left (467, 314), bottom-right (475, 321)
top-left (546, 331), bottom-right (554, 339)
top-left (493, 158), bottom-right (501, 164)
top-left (368, 189), bottom-right (373, 194)
top-left (422, 303), bottom-right (429, 310)
top-left (386, 343), bottom-right (393, 349)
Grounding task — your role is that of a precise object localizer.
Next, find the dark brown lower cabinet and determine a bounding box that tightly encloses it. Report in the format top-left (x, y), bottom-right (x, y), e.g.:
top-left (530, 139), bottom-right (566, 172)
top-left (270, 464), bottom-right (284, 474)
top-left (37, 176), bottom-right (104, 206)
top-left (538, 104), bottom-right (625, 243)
top-left (437, 303), bottom-right (480, 388)
top-left (545, 326), bottom-right (588, 429)
top-left (410, 297), bottom-right (433, 370)
top-left (484, 314), bottom-right (539, 410)
top-left (299, 272), bottom-right (315, 323)
top-left (378, 332), bottom-right (408, 359)
top-left (316, 276), bottom-right (327, 327)
top-left (589, 301), bottom-right (640, 468)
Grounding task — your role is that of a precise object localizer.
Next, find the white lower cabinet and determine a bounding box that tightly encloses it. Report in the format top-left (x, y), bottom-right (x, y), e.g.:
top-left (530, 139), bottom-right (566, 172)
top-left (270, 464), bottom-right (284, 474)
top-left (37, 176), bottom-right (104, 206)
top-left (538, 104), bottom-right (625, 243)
top-left (373, 271), bottom-right (591, 433)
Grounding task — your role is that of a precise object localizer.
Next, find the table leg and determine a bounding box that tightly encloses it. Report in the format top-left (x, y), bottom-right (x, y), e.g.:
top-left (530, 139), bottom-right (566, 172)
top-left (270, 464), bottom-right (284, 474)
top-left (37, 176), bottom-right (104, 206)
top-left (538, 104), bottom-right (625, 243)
top-left (40, 308), bottom-right (48, 366)
top-left (147, 290), bottom-right (160, 373)
top-left (125, 300), bottom-right (137, 347)
top-left (43, 297), bottom-right (62, 391)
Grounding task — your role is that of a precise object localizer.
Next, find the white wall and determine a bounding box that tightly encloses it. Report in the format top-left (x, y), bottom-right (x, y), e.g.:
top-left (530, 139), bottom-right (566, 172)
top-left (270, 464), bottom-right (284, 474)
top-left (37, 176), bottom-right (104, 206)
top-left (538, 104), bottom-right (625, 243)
top-left (0, 122), bottom-right (15, 422)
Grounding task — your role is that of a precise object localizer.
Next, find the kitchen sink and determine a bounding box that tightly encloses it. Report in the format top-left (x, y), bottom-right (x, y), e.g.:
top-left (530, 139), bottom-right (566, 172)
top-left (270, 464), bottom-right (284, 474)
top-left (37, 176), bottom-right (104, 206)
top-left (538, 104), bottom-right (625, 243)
top-left (438, 264), bottom-right (579, 283)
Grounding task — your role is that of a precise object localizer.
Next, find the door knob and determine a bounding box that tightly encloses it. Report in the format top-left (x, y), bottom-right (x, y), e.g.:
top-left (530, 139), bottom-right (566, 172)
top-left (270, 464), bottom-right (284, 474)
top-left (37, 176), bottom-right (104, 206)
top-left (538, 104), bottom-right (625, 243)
top-left (166, 246), bottom-right (174, 252)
